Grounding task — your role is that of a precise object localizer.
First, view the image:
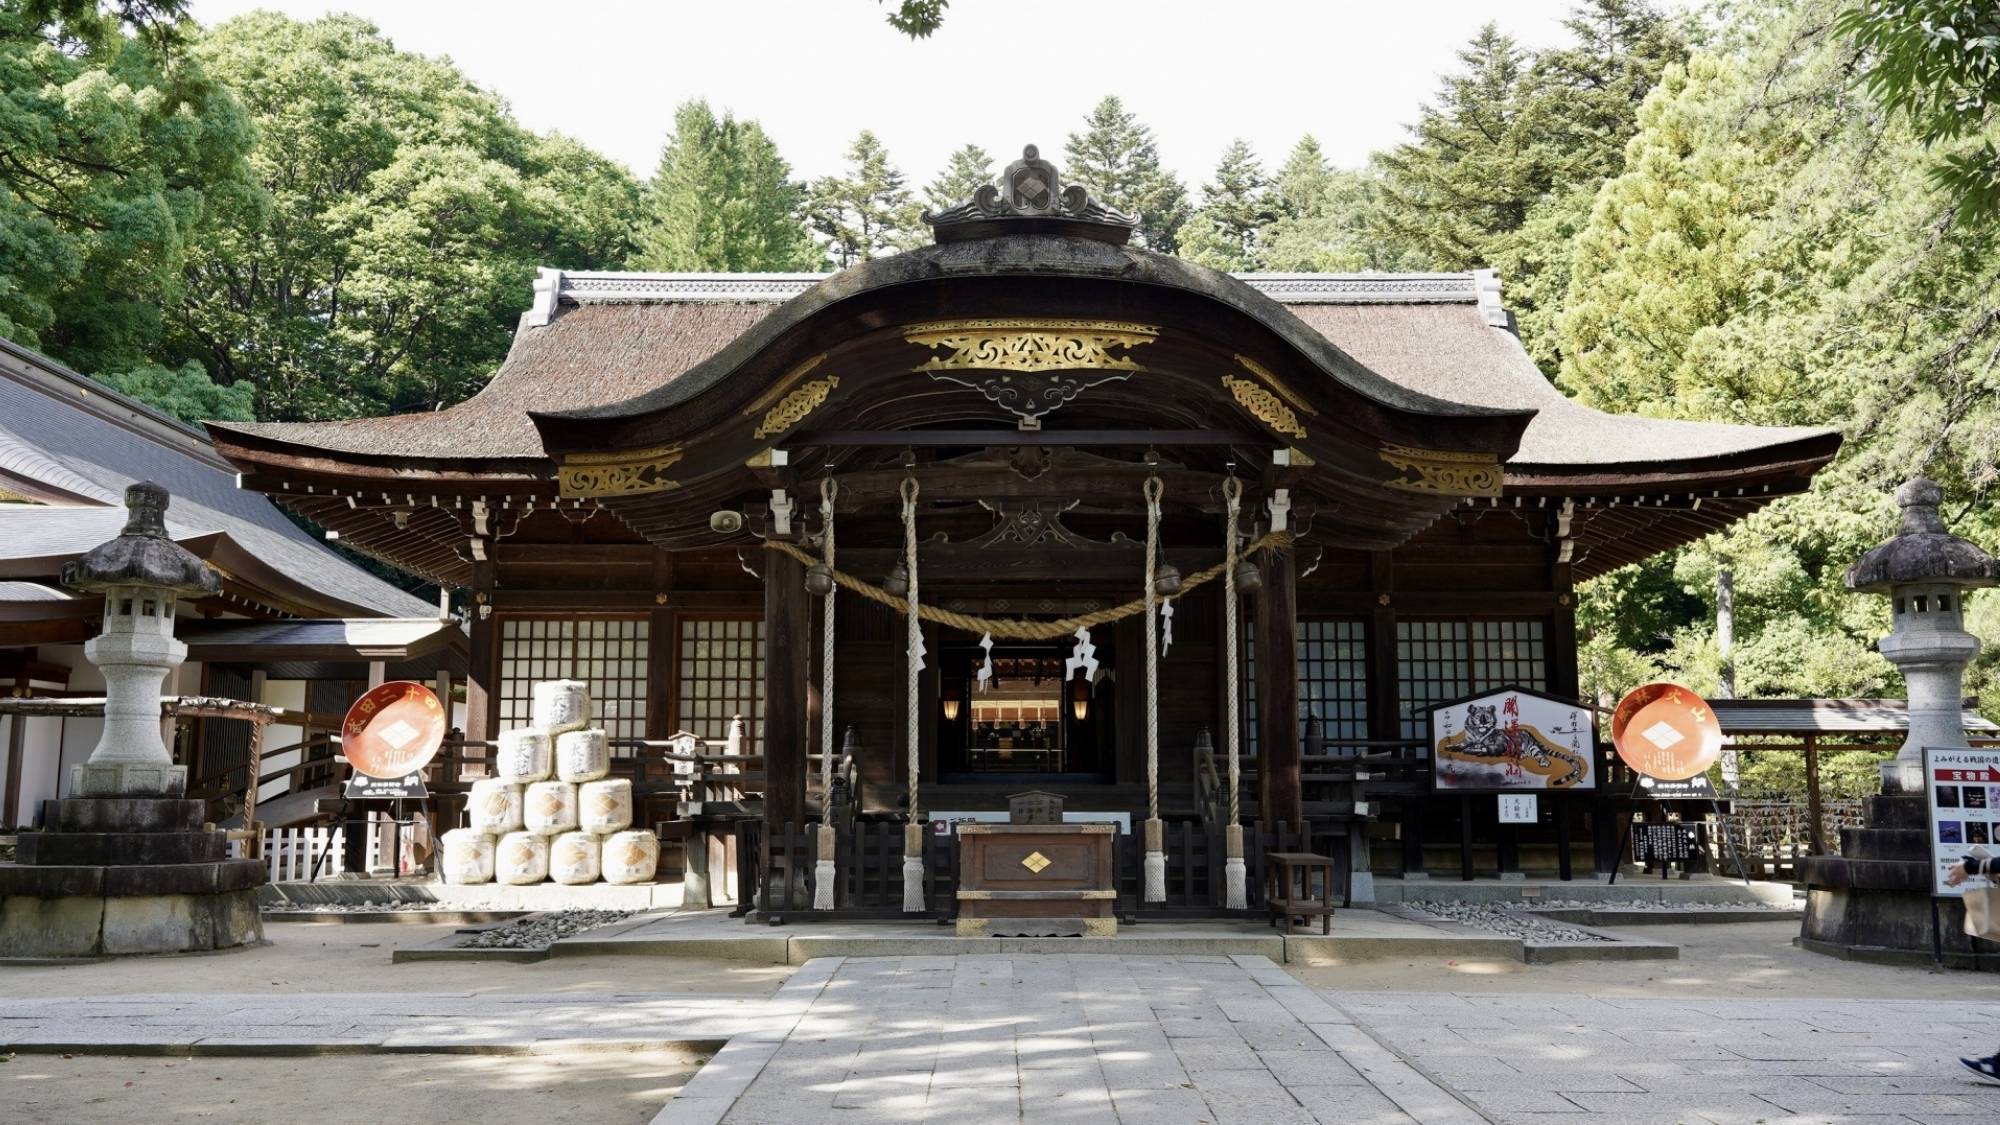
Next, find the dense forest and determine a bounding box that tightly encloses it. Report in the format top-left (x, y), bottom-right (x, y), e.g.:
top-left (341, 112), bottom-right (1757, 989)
top-left (7, 0), bottom-right (2000, 793)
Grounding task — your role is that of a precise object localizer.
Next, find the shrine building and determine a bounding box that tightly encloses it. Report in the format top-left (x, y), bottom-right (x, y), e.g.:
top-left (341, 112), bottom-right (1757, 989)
top-left (208, 146), bottom-right (1840, 903)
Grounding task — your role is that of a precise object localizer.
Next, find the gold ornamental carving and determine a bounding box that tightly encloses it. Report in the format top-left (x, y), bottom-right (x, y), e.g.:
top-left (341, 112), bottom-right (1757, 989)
top-left (752, 375), bottom-right (840, 439)
top-left (1233, 355), bottom-right (1319, 417)
top-left (904, 318), bottom-right (1158, 373)
top-left (1221, 376), bottom-right (1306, 439)
top-left (1378, 444), bottom-right (1505, 498)
top-left (742, 353), bottom-right (829, 417)
top-left (557, 443), bottom-right (686, 498)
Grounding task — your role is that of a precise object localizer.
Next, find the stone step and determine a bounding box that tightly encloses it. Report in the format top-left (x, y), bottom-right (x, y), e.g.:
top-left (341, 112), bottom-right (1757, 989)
top-left (1864, 793), bottom-right (1932, 832)
top-left (16, 830), bottom-right (228, 867)
top-left (0, 857), bottom-right (265, 898)
top-left (40, 797), bottom-right (206, 834)
top-left (1840, 826), bottom-right (1931, 862)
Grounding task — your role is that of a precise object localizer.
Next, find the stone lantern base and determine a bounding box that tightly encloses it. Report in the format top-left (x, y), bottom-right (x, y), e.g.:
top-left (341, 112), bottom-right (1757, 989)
top-left (1798, 792), bottom-right (1983, 966)
top-left (0, 797), bottom-right (264, 958)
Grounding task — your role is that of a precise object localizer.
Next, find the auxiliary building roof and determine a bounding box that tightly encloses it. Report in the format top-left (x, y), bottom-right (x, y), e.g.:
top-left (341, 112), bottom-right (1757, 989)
top-left (0, 336), bottom-right (437, 619)
top-left (209, 253), bottom-right (1839, 488)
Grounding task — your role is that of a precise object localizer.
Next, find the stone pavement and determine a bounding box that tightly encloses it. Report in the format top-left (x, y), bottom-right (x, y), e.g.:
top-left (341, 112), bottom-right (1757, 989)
top-left (0, 990), bottom-right (776, 1052)
top-left (1336, 989), bottom-right (2000, 1124)
top-left (659, 954), bottom-right (1480, 1125)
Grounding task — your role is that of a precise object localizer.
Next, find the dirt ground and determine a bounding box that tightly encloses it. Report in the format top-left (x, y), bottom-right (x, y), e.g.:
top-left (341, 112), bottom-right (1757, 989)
top-left (3, 918), bottom-right (793, 999)
top-left (1, 1049), bottom-right (704, 1124)
top-left (1290, 918), bottom-right (2000, 999)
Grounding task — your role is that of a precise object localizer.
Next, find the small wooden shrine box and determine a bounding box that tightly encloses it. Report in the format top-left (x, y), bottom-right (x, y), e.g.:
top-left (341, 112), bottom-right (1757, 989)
top-left (955, 817), bottom-right (1117, 937)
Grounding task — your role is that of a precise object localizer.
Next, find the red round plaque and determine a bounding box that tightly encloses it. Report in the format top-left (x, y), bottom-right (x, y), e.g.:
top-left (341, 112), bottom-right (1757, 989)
top-left (1611, 681), bottom-right (1722, 782)
top-left (341, 681), bottom-right (447, 780)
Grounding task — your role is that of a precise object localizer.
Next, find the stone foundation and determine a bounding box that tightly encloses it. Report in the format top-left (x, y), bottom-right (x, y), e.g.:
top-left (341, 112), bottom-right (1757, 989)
top-left (0, 797), bottom-right (265, 958)
top-left (1798, 793), bottom-right (1981, 966)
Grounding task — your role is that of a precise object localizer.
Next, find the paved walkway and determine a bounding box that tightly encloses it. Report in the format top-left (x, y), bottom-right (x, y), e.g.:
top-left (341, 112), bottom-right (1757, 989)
top-left (10, 954), bottom-right (2000, 1123)
top-left (661, 955), bottom-right (1479, 1125)
top-left (1339, 989), bottom-right (2000, 1124)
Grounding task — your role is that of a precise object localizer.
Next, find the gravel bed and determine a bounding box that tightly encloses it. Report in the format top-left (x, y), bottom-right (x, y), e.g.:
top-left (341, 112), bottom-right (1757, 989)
top-left (264, 902), bottom-right (463, 914)
top-left (456, 909), bottom-right (636, 950)
top-left (1406, 900), bottom-right (1614, 943)
top-left (1532, 898), bottom-right (1798, 912)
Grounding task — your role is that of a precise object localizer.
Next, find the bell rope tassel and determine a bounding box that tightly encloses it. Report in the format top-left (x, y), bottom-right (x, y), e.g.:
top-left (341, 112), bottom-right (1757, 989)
top-left (1224, 823), bottom-right (1247, 910)
top-left (813, 824), bottom-right (837, 911)
top-left (1143, 817), bottom-right (1167, 904)
top-left (902, 822), bottom-right (926, 913)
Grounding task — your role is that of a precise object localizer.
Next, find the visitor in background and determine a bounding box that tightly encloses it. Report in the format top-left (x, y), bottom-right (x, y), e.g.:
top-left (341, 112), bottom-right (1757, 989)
top-left (1947, 857), bottom-right (2000, 1082)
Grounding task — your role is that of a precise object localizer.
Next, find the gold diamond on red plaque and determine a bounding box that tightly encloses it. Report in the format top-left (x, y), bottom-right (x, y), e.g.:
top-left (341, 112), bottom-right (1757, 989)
top-left (1021, 851), bottom-right (1051, 873)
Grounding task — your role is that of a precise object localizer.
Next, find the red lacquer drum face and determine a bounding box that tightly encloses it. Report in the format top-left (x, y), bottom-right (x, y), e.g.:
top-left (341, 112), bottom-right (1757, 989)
top-left (342, 681), bottom-right (447, 779)
top-left (1611, 682), bottom-right (1721, 782)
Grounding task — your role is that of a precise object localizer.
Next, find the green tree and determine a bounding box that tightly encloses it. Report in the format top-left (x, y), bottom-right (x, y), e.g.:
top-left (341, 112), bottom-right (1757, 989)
top-left (98, 360), bottom-right (253, 425)
top-left (1063, 96), bottom-right (1191, 253)
top-left (0, 0), bottom-right (257, 376)
top-left (1181, 140), bottom-right (1271, 270)
top-left (924, 144), bottom-right (995, 214)
top-left (806, 130), bottom-right (923, 269)
top-left (1836, 0), bottom-right (2000, 222)
top-left (167, 13), bottom-right (641, 421)
top-left (634, 101), bottom-right (814, 272)
top-left (1259, 139), bottom-right (1424, 272)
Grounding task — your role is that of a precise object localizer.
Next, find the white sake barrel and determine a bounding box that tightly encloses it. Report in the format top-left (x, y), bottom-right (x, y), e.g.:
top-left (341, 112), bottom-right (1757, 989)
top-left (601, 829), bottom-right (659, 885)
top-left (556, 728), bottom-right (611, 783)
top-left (494, 728), bottom-right (553, 783)
top-left (467, 778), bottom-right (524, 834)
top-left (494, 830), bottom-right (549, 885)
top-left (578, 778), bottom-right (633, 834)
top-left (532, 680), bottom-right (591, 734)
top-left (549, 831), bottom-right (601, 885)
top-left (439, 829), bottom-right (494, 885)
top-left (523, 780), bottom-right (579, 836)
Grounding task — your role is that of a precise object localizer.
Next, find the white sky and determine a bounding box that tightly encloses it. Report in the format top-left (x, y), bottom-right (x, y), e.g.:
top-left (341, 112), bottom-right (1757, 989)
top-left (185, 0), bottom-right (1591, 189)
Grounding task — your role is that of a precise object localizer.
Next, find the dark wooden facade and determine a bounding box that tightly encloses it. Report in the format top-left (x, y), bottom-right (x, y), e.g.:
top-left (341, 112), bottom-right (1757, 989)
top-left (207, 151), bottom-right (1840, 885)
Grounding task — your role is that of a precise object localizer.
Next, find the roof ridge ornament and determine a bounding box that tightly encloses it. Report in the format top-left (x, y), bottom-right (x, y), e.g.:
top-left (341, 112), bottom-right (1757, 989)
top-left (924, 145), bottom-right (1139, 246)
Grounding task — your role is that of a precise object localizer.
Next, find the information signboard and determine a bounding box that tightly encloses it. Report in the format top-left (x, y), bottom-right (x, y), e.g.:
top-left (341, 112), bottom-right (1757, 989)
top-left (1632, 823), bottom-right (1695, 864)
top-left (344, 771), bottom-right (427, 800)
top-left (1497, 794), bottom-right (1538, 824)
top-left (1922, 746), bottom-right (2000, 897)
top-left (1428, 686), bottom-right (1596, 793)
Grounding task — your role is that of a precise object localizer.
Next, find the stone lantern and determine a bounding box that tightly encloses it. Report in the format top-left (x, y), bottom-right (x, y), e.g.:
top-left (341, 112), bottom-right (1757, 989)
top-left (1844, 478), bottom-right (1998, 793)
top-left (1799, 477), bottom-right (1999, 964)
top-left (0, 483), bottom-right (262, 958)
top-left (60, 481), bottom-right (221, 798)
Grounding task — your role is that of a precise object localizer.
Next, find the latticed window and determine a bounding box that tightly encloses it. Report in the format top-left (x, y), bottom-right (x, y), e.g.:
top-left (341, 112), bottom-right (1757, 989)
top-left (1300, 620), bottom-right (1368, 743)
top-left (1396, 619), bottom-right (1547, 740)
top-left (499, 618), bottom-right (650, 747)
top-left (676, 617), bottom-right (766, 752)
top-left (1242, 618), bottom-right (1369, 756)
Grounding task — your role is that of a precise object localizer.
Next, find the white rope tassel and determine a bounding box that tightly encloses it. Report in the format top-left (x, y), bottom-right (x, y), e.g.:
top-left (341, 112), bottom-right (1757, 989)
top-left (814, 477), bottom-right (838, 912)
top-left (900, 477), bottom-right (926, 913)
top-left (1222, 477), bottom-right (1247, 910)
top-left (1143, 476), bottom-right (1166, 903)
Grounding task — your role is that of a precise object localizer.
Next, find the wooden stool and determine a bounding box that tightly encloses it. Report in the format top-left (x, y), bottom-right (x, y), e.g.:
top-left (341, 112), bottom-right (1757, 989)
top-left (1265, 851), bottom-right (1335, 935)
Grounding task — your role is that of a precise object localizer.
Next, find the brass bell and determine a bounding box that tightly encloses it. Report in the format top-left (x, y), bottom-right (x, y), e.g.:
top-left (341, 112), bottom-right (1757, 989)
top-left (1152, 563), bottom-right (1182, 598)
top-left (804, 562), bottom-right (835, 597)
top-left (1234, 561), bottom-right (1262, 594)
top-left (881, 562), bottom-right (910, 597)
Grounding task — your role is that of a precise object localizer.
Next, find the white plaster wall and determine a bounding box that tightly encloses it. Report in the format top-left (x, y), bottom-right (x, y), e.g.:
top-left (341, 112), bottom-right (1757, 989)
top-left (259, 679), bottom-right (307, 803)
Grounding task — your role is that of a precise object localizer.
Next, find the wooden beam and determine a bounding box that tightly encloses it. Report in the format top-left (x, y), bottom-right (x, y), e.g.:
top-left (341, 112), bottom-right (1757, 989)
top-left (793, 429), bottom-right (1263, 447)
top-left (763, 545), bottom-right (808, 835)
top-left (1257, 545), bottom-right (1302, 831)
top-left (465, 560), bottom-right (496, 746)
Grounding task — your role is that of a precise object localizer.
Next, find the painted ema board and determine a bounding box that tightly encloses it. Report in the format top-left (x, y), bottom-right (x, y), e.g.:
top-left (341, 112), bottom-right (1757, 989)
top-left (1923, 746), bottom-right (2000, 897)
top-left (1429, 686), bottom-right (1596, 793)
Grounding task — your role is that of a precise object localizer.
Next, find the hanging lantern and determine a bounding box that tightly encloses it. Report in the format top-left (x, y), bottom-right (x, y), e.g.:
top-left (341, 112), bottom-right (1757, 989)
top-left (940, 678), bottom-right (962, 722)
top-left (1070, 676), bottom-right (1091, 722)
top-left (804, 561), bottom-right (835, 597)
top-left (1152, 562), bottom-right (1182, 598)
top-left (882, 561), bottom-right (910, 597)
top-left (1234, 560), bottom-right (1262, 593)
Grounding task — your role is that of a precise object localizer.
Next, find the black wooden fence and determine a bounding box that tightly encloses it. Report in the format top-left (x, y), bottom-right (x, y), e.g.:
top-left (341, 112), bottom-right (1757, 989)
top-left (733, 817), bottom-right (1351, 921)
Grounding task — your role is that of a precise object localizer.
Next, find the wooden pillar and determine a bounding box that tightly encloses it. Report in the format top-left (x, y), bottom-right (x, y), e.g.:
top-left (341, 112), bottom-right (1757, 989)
top-left (3, 709), bottom-right (22, 828)
top-left (244, 669), bottom-right (267, 854)
top-left (763, 545), bottom-right (808, 833)
top-left (1257, 545), bottom-right (1302, 831)
top-left (464, 561), bottom-right (496, 746)
top-left (1806, 733), bottom-right (1827, 854)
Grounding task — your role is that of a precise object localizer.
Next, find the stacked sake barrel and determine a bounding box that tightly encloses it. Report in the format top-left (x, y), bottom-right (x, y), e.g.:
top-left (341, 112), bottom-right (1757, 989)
top-left (440, 680), bottom-right (660, 887)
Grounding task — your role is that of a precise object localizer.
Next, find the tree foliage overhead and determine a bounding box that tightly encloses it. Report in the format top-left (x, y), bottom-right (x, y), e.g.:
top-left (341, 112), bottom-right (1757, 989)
top-left (1064, 96), bottom-right (1192, 254)
top-left (635, 100), bottom-right (816, 272)
top-left (806, 130), bottom-right (923, 268)
top-left (0, 0), bottom-right (256, 376)
top-left (166, 12), bottom-right (641, 421)
top-left (1836, 0), bottom-right (2000, 222)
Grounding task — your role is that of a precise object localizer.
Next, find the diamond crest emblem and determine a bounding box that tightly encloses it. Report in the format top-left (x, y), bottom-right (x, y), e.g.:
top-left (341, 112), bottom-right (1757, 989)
top-left (1640, 720), bottom-right (1685, 751)
top-left (1021, 851), bottom-right (1051, 873)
